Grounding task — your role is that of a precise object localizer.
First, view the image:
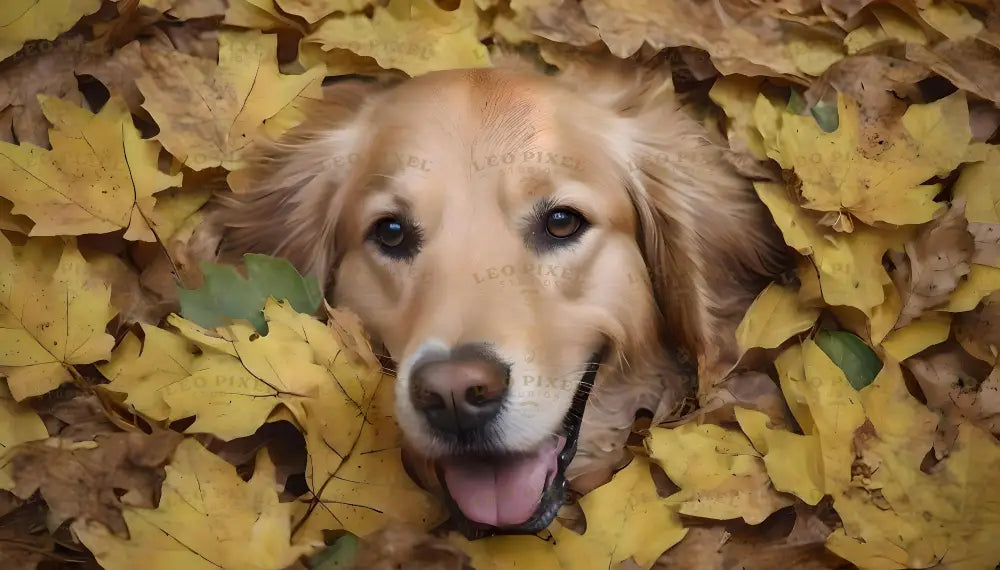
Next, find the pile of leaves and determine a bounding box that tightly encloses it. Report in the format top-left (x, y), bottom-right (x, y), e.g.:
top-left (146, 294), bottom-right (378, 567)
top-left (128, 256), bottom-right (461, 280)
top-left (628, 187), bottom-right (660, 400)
top-left (1, 0), bottom-right (999, 568)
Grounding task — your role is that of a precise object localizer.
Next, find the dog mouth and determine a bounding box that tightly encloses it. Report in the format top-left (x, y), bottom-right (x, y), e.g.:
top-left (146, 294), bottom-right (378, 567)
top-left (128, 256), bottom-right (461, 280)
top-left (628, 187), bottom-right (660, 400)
top-left (435, 347), bottom-right (607, 540)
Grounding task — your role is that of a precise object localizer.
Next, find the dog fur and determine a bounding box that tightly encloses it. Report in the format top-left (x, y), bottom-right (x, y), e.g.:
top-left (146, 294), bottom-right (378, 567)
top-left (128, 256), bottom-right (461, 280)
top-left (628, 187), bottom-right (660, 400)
top-left (195, 52), bottom-right (788, 493)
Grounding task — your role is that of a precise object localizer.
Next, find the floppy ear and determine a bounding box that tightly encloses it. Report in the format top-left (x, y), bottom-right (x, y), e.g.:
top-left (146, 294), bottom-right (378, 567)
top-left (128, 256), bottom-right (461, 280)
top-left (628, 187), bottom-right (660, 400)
top-left (555, 55), bottom-right (790, 372)
top-left (207, 78), bottom-right (392, 288)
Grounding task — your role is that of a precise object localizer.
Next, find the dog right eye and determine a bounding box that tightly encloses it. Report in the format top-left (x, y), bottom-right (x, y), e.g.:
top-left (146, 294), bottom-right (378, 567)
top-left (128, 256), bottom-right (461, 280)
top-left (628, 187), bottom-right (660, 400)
top-left (368, 216), bottom-right (423, 260)
top-left (373, 218), bottom-right (405, 247)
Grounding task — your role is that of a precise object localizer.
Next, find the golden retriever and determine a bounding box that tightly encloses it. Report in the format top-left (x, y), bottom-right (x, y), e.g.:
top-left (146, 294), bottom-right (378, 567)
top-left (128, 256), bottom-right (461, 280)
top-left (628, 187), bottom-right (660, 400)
top-left (198, 53), bottom-right (788, 538)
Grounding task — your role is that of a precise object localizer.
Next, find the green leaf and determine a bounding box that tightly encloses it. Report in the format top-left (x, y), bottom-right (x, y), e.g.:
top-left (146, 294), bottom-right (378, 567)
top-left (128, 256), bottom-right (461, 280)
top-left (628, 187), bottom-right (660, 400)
top-left (787, 89), bottom-right (808, 115)
top-left (308, 534), bottom-right (359, 570)
top-left (243, 254), bottom-right (323, 316)
top-left (815, 330), bottom-right (883, 391)
top-left (810, 99), bottom-right (839, 133)
top-left (176, 254), bottom-right (323, 334)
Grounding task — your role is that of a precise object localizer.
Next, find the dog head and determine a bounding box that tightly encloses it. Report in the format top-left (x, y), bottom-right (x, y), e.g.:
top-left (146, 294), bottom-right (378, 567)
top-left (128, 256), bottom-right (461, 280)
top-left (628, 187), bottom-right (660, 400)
top-left (209, 54), bottom-right (785, 536)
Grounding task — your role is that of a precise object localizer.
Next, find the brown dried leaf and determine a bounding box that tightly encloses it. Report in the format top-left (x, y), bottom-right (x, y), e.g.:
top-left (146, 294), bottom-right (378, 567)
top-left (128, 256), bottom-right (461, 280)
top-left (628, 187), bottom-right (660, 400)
top-left (352, 522), bottom-right (473, 570)
top-left (955, 291), bottom-right (1000, 366)
top-left (905, 39), bottom-right (1000, 104)
top-left (905, 342), bottom-right (1000, 456)
top-left (969, 222), bottom-right (1000, 268)
top-left (890, 201), bottom-right (974, 328)
top-left (10, 431), bottom-right (183, 537)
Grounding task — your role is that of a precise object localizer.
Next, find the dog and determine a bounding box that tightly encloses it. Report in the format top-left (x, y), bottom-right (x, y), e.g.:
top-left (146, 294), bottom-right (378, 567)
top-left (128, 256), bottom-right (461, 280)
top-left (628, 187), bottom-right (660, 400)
top-left (199, 52), bottom-right (788, 538)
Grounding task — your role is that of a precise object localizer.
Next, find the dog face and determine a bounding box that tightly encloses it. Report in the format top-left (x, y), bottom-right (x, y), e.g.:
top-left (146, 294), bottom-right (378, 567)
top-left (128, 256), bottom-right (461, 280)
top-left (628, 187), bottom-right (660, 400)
top-left (211, 55), bottom-right (786, 536)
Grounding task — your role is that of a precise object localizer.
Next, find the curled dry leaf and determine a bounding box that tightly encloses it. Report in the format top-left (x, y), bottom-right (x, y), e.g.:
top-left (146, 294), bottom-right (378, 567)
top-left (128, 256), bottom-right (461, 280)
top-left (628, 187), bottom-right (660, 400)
top-left (10, 430), bottom-right (183, 537)
top-left (352, 522), bottom-right (473, 570)
top-left (889, 200), bottom-right (973, 328)
top-left (580, 0), bottom-right (845, 78)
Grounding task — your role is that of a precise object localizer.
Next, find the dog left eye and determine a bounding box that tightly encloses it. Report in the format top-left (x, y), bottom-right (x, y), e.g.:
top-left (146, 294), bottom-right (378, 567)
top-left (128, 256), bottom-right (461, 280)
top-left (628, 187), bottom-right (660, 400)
top-left (545, 208), bottom-right (585, 239)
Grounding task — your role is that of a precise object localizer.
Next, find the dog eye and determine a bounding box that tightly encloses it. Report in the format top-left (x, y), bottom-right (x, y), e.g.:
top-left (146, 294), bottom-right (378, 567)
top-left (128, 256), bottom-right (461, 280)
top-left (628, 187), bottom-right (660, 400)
top-left (368, 216), bottom-right (423, 260)
top-left (373, 218), bottom-right (406, 248)
top-left (545, 208), bottom-right (584, 239)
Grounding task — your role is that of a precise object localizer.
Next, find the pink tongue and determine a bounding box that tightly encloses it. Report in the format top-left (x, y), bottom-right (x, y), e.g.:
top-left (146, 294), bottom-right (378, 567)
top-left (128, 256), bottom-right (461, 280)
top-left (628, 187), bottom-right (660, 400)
top-left (441, 436), bottom-right (566, 527)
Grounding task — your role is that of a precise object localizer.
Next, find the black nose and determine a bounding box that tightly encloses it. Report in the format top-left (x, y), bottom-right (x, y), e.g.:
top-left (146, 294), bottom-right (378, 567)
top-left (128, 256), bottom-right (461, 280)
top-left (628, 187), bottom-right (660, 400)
top-left (409, 344), bottom-right (510, 434)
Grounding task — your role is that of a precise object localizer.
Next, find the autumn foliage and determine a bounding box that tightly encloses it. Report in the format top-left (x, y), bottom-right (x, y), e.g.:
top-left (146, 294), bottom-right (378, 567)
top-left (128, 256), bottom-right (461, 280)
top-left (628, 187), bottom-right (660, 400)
top-left (1, 0), bottom-right (1000, 569)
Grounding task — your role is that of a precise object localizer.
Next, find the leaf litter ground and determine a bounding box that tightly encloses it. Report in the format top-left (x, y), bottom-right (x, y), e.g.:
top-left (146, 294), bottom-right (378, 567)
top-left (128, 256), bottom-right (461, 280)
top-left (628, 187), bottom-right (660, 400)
top-left (1, 0), bottom-right (1000, 569)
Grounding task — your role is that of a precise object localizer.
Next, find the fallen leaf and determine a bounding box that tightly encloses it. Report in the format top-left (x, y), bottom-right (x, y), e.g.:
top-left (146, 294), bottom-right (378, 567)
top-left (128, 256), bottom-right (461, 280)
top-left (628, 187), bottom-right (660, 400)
top-left (177, 254), bottom-right (323, 334)
top-left (98, 303), bottom-right (330, 440)
top-left (0, 234), bottom-right (116, 401)
top-left (141, 0), bottom-right (228, 19)
top-left (755, 90), bottom-right (969, 226)
top-left (647, 423), bottom-right (794, 524)
top-left (815, 330), bottom-right (883, 391)
top-left (954, 292), bottom-right (1000, 366)
top-left (136, 29), bottom-right (326, 170)
top-left (736, 282), bottom-right (821, 354)
top-left (73, 438), bottom-right (319, 570)
top-left (304, 0), bottom-right (490, 77)
top-left (889, 200), bottom-right (973, 327)
top-left (942, 264), bottom-right (1000, 312)
top-left (0, 0), bottom-right (102, 61)
top-left (880, 311), bottom-right (952, 361)
top-left (0, 95), bottom-right (182, 239)
top-left (754, 181), bottom-right (895, 314)
top-left (0, 381), bottom-right (48, 490)
top-left (275, 0), bottom-right (370, 23)
top-left (10, 430), bottom-right (183, 536)
top-left (905, 39), bottom-right (1000, 105)
top-left (918, 0), bottom-right (985, 41)
top-left (580, 0), bottom-right (844, 78)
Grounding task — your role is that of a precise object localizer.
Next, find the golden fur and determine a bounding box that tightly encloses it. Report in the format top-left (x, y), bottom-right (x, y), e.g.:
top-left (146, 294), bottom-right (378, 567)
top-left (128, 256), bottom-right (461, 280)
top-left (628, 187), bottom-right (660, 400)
top-left (195, 53), bottom-right (788, 491)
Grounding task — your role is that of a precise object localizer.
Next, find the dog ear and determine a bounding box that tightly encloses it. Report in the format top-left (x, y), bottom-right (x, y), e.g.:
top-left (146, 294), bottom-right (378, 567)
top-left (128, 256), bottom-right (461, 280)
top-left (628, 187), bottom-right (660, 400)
top-left (207, 78), bottom-right (392, 288)
top-left (556, 55), bottom-right (790, 370)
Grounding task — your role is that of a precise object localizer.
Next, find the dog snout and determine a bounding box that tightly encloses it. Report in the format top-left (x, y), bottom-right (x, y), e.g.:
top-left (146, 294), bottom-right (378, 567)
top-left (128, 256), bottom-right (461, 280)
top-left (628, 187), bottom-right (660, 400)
top-left (408, 345), bottom-right (510, 434)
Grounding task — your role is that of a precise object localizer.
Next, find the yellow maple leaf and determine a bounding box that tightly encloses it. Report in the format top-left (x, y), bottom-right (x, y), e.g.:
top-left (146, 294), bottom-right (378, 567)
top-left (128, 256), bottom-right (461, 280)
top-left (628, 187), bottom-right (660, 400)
top-left (826, 359), bottom-right (1000, 569)
top-left (0, 96), bottom-right (182, 240)
top-left (0, 0), bottom-right (101, 61)
top-left (0, 234), bottom-right (116, 401)
top-left (736, 282), bottom-right (820, 353)
top-left (304, 0), bottom-right (490, 77)
top-left (451, 456), bottom-right (687, 570)
top-left (755, 181), bottom-right (896, 314)
top-left (735, 406), bottom-right (825, 506)
top-left (647, 423), bottom-right (794, 524)
top-left (754, 91), bottom-right (969, 226)
top-left (99, 302), bottom-right (331, 440)
top-left (277, 302), bottom-right (446, 541)
top-left (136, 30), bottom-right (326, 171)
top-left (73, 438), bottom-right (319, 570)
